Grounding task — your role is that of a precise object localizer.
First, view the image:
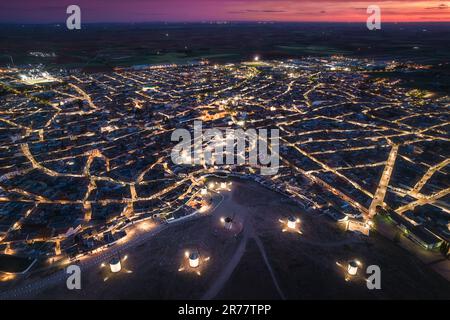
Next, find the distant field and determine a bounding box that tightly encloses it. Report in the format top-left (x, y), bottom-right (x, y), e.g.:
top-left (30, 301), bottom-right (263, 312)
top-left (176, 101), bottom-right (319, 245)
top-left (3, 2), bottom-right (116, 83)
top-left (110, 52), bottom-right (240, 66)
top-left (277, 45), bottom-right (351, 55)
top-left (368, 66), bottom-right (450, 95)
top-left (1, 22), bottom-right (449, 69)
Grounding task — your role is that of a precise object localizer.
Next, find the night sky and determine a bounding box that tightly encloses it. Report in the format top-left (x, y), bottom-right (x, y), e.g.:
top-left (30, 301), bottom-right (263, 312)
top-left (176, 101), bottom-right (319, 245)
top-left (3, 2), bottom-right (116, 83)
top-left (0, 0), bottom-right (449, 23)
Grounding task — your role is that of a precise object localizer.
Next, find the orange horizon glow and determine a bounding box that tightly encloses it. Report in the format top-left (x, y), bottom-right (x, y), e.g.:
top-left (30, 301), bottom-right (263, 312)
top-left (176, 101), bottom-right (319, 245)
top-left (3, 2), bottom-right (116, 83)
top-left (0, 1), bottom-right (448, 23)
top-left (223, 1), bottom-right (450, 22)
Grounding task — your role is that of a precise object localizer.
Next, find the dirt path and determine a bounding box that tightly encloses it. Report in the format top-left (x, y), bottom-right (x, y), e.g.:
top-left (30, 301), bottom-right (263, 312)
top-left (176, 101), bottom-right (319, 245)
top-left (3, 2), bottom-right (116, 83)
top-left (250, 225), bottom-right (286, 300)
top-left (201, 225), bottom-right (250, 300)
top-left (202, 185), bottom-right (286, 300)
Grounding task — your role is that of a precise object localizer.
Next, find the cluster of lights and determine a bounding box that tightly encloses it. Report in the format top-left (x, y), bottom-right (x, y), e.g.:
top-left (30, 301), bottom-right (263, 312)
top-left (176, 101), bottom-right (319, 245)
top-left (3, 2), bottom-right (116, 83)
top-left (0, 273), bottom-right (15, 282)
top-left (4, 243), bottom-right (14, 255)
top-left (137, 221), bottom-right (154, 232)
top-left (279, 216), bottom-right (302, 234)
top-left (198, 204), bottom-right (210, 213)
top-left (365, 220), bottom-right (374, 229)
top-left (207, 181), bottom-right (233, 191)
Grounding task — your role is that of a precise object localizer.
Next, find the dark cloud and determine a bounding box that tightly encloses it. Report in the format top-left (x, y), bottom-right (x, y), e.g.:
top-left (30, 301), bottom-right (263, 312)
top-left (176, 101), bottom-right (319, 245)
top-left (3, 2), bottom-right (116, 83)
top-left (228, 9), bottom-right (287, 14)
top-left (425, 4), bottom-right (449, 9)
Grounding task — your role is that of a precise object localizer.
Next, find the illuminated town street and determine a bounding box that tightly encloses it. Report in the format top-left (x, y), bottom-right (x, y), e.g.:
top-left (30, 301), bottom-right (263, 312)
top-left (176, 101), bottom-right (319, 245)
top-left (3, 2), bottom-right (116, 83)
top-left (0, 57), bottom-right (449, 298)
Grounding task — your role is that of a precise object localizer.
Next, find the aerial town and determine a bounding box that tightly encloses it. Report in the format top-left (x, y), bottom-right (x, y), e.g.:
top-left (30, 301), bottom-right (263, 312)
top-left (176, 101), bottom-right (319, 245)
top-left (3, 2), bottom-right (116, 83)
top-left (0, 56), bottom-right (449, 298)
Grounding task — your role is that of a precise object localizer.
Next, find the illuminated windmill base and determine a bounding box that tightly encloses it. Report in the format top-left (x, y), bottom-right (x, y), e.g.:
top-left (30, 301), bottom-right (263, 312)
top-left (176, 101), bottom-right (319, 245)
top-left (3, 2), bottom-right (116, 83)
top-left (221, 217), bottom-right (233, 230)
top-left (178, 249), bottom-right (211, 276)
top-left (207, 181), bottom-right (216, 190)
top-left (110, 257), bottom-right (122, 273)
top-left (336, 259), bottom-right (365, 282)
top-left (189, 252), bottom-right (199, 268)
top-left (279, 216), bottom-right (302, 234)
top-left (100, 254), bottom-right (133, 282)
top-left (347, 261), bottom-right (358, 276)
top-left (216, 215), bottom-right (244, 237)
top-left (216, 181), bottom-right (232, 192)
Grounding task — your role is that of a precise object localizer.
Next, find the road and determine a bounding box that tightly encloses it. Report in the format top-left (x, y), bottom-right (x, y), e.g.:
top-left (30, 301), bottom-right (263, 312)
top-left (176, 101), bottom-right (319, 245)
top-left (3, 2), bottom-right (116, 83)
top-left (369, 144), bottom-right (399, 217)
top-left (396, 187), bottom-right (450, 215)
top-left (409, 158), bottom-right (450, 196)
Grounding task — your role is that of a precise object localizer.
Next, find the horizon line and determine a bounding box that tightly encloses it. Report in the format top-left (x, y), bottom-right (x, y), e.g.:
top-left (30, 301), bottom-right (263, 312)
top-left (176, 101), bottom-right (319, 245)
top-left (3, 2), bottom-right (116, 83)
top-left (1, 20), bottom-right (450, 25)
